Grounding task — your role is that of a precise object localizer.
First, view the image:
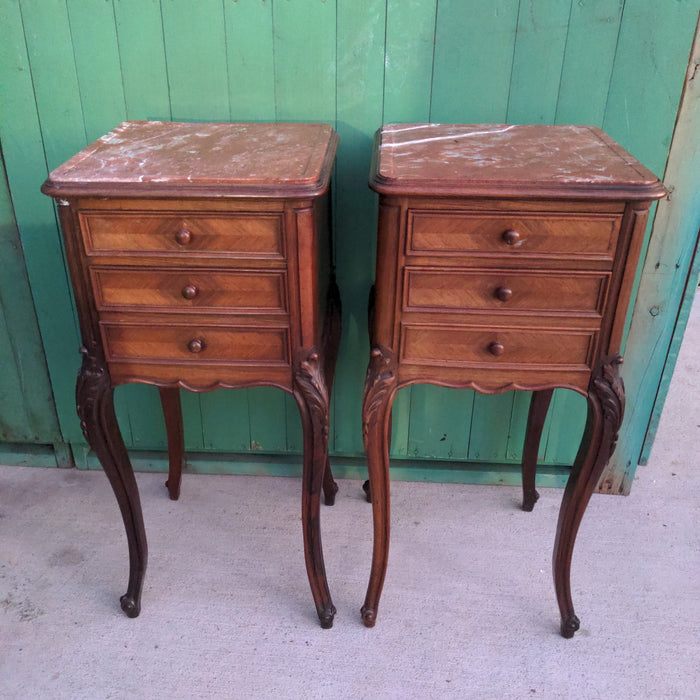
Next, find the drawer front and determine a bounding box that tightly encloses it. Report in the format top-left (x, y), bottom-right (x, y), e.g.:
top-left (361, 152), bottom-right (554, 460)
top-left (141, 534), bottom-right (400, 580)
top-left (92, 268), bottom-right (287, 313)
top-left (400, 323), bottom-right (594, 368)
top-left (407, 211), bottom-right (620, 257)
top-left (404, 268), bottom-right (607, 314)
top-left (102, 323), bottom-right (290, 365)
top-left (81, 211), bottom-right (284, 258)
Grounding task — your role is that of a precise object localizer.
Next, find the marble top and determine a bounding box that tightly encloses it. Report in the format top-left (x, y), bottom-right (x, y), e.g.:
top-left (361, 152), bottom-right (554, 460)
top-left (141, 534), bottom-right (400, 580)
top-left (371, 124), bottom-right (665, 199)
top-left (42, 121), bottom-right (338, 198)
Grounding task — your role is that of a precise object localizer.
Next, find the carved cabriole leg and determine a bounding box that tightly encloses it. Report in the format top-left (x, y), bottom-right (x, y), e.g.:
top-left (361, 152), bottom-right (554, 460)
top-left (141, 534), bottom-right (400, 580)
top-left (361, 345), bottom-right (397, 628)
top-left (320, 276), bottom-right (342, 506)
top-left (553, 356), bottom-right (624, 638)
top-left (293, 348), bottom-right (336, 629)
top-left (521, 389), bottom-right (554, 511)
top-left (158, 387), bottom-right (185, 501)
top-left (76, 342), bottom-right (147, 618)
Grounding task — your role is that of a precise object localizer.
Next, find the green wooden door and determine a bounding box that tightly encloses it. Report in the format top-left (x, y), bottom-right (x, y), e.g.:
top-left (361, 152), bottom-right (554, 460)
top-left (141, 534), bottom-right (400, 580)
top-left (0, 149), bottom-right (65, 462)
top-left (0, 0), bottom-right (697, 486)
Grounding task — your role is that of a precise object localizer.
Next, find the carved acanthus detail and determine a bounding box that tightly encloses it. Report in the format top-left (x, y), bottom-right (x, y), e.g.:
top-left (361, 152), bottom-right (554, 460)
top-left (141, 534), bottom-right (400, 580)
top-left (294, 348), bottom-right (329, 437)
top-left (362, 345), bottom-right (397, 444)
top-left (591, 355), bottom-right (625, 458)
top-left (76, 341), bottom-right (111, 441)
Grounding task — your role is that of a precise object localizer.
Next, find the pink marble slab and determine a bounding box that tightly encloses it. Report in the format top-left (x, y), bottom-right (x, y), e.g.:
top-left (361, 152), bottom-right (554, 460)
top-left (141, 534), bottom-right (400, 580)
top-left (42, 121), bottom-right (338, 198)
top-left (370, 124), bottom-right (665, 199)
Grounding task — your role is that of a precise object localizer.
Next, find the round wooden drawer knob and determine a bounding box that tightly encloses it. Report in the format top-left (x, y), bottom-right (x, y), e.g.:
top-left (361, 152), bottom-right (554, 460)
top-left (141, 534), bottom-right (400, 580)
top-left (488, 341), bottom-right (505, 357)
top-left (175, 228), bottom-right (192, 245)
top-left (181, 284), bottom-right (199, 299)
top-left (187, 338), bottom-right (204, 353)
top-left (502, 229), bottom-right (521, 246)
top-left (495, 286), bottom-right (512, 302)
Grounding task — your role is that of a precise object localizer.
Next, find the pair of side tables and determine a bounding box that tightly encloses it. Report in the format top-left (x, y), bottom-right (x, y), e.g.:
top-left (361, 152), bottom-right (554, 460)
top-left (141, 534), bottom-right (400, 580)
top-left (42, 121), bottom-right (665, 637)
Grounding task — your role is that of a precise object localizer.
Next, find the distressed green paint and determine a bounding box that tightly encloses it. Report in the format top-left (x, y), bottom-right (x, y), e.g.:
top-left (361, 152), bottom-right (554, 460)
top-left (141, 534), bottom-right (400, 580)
top-left (113, 0), bottom-right (171, 121)
top-left (431, 0), bottom-right (519, 123)
top-left (161, 0), bottom-right (230, 122)
top-left (507, 0), bottom-right (573, 124)
top-left (554, 0), bottom-right (624, 125)
top-left (0, 1), bottom-right (696, 491)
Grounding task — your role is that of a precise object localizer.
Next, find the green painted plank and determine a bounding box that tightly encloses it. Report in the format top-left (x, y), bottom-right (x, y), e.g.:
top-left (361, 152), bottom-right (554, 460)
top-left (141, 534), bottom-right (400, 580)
top-left (327, 0), bottom-right (386, 457)
top-left (272, 0), bottom-right (336, 123)
top-left (248, 387), bottom-right (287, 453)
top-left (407, 385), bottom-right (473, 460)
top-left (467, 392), bottom-right (516, 463)
top-left (431, 0), bottom-right (520, 123)
top-left (160, 0), bottom-right (230, 121)
top-left (554, 0), bottom-right (624, 125)
top-left (507, 0), bottom-right (573, 124)
top-left (223, 0), bottom-right (275, 121)
top-left (0, 442), bottom-right (64, 468)
top-left (113, 0), bottom-right (171, 121)
top-left (200, 390), bottom-right (250, 453)
top-left (543, 389), bottom-right (587, 466)
top-left (0, 154), bottom-right (61, 443)
top-left (383, 0), bottom-right (438, 122)
top-left (285, 393), bottom-right (302, 454)
top-left (0, 0), bottom-right (85, 444)
top-left (180, 391), bottom-right (204, 451)
top-left (66, 0), bottom-right (127, 141)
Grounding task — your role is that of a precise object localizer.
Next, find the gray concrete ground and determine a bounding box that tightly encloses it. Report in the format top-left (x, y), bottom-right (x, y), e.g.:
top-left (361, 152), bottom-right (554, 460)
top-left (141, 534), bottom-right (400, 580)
top-left (1, 297), bottom-right (698, 699)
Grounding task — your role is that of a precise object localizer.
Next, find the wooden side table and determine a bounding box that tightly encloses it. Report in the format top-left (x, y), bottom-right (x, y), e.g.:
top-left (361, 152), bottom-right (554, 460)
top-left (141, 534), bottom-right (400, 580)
top-left (42, 121), bottom-right (341, 628)
top-left (361, 124), bottom-right (665, 636)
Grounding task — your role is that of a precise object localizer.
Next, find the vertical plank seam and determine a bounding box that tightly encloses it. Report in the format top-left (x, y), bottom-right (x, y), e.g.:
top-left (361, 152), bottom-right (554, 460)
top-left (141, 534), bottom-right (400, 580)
top-left (221, 0), bottom-right (233, 121)
top-left (381, 0), bottom-right (389, 124)
top-left (427, 0), bottom-right (440, 122)
top-left (552, 0), bottom-right (575, 125)
top-left (63, 0), bottom-right (90, 144)
top-left (158, 0), bottom-right (174, 121)
top-left (271, 0), bottom-right (278, 121)
top-left (600, 0), bottom-right (628, 129)
top-left (504, 0), bottom-right (523, 122)
top-left (110, 0), bottom-right (129, 120)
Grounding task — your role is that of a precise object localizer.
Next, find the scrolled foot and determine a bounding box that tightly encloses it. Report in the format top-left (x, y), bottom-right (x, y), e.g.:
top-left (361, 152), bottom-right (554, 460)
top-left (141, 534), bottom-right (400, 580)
top-left (324, 480), bottom-right (339, 507)
top-left (318, 604), bottom-right (336, 629)
top-left (361, 605), bottom-right (377, 628)
top-left (362, 479), bottom-right (372, 503)
top-left (120, 594), bottom-right (141, 618)
top-left (560, 613), bottom-right (580, 638)
top-left (522, 489), bottom-right (539, 512)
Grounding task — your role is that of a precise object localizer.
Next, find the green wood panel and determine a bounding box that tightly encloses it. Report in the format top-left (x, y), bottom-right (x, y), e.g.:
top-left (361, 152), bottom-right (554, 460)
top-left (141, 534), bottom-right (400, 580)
top-left (113, 0), bottom-right (172, 121)
top-left (0, 157), bottom-right (62, 443)
top-left (333, 0), bottom-right (386, 457)
top-left (543, 390), bottom-right (588, 466)
top-left (431, 0), bottom-right (519, 123)
top-left (554, 0), bottom-right (624, 125)
top-left (272, 0), bottom-right (336, 123)
top-left (224, 0), bottom-right (275, 122)
top-left (160, 0), bottom-right (230, 122)
top-left (0, 0), bottom-right (84, 444)
top-left (66, 0), bottom-right (127, 142)
top-left (507, 0), bottom-right (573, 124)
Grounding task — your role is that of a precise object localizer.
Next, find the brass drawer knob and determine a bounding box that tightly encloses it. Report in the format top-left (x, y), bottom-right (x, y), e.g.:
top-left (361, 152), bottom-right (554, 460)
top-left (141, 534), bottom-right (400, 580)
top-left (181, 284), bottom-right (199, 300)
top-left (502, 229), bottom-right (521, 246)
top-left (495, 286), bottom-right (513, 302)
top-left (174, 228), bottom-right (192, 245)
top-left (488, 341), bottom-right (505, 357)
top-left (187, 338), bottom-right (204, 353)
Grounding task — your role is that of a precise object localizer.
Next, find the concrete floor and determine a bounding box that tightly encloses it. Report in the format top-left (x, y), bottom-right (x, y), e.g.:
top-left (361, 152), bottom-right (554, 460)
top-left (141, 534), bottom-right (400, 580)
top-left (2, 298), bottom-right (698, 699)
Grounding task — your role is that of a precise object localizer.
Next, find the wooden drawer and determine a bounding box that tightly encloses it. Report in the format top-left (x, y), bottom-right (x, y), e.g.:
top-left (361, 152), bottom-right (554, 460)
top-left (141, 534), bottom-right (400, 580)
top-left (400, 323), bottom-right (595, 368)
top-left (406, 211), bottom-right (620, 258)
top-left (91, 267), bottom-right (287, 313)
top-left (102, 322), bottom-right (290, 365)
top-left (80, 211), bottom-right (285, 258)
top-left (404, 268), bottom-right (608, 314)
